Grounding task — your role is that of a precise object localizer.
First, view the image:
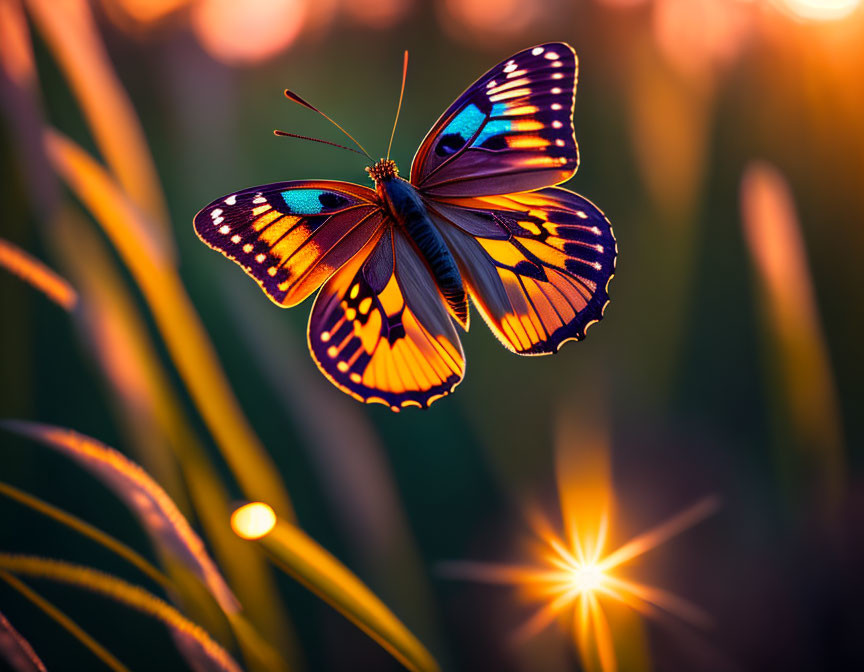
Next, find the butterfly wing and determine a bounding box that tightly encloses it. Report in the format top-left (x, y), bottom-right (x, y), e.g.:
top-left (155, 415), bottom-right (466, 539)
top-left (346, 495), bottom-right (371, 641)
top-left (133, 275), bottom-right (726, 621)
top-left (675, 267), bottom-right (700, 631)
top-left (411, 43), bottom-right (578, 198)
top-left (193, 181), bottom-right (385, 306)
top-left (425, 187), bottom-right (616, 354)
top-left (308, 225), bottom-right (465, 411)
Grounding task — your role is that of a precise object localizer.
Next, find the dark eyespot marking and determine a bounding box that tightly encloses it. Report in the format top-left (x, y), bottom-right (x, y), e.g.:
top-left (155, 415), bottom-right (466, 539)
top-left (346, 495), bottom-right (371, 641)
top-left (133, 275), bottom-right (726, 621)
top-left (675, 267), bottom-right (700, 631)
top-left (436, 134), bottom-right (465, 157)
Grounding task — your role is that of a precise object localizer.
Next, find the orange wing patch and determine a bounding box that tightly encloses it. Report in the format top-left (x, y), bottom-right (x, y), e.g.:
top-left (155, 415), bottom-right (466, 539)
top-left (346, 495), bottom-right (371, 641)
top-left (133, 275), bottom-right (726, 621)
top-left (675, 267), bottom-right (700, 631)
top-left (308, 227), bottom-right (465, 411)
top-left (428, 187), bottom-right (616, 355)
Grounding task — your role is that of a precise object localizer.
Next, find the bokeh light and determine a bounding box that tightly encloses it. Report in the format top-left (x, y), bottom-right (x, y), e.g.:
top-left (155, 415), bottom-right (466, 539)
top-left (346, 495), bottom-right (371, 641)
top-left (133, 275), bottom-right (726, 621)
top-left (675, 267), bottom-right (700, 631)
top-left (231, 503), bottom-right (277, 540)
top-left (778, 0), bottom-right (861, 21)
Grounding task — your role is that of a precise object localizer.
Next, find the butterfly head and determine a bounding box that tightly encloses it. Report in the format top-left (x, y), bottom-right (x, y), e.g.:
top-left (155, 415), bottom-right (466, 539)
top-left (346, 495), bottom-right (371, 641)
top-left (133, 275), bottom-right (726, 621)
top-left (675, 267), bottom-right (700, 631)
top-left (365, 159), bottom-right (399, 183)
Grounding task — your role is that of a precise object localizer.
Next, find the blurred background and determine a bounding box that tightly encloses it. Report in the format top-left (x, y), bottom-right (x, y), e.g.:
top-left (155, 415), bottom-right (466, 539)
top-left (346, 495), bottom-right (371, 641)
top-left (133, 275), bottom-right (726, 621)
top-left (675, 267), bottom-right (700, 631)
top-left (1, 0), bottom-right (863, 670)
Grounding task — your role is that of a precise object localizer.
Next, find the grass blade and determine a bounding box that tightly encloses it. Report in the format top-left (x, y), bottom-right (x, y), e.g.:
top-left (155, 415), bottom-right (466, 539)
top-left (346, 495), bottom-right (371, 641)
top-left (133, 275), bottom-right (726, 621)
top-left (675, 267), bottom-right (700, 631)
top-left (233, 505), bottom-right (440, 672)
top-left (740, 162), bottom-right (846, 513)
top-left (47, 206), bottom-right (297, 671)
top-left (0, 481), bottom-right (171, 590)
top-left (0, 570), bottom-right (131, 672)
top-left (0, 608), bottom-right (47, 672)
top-left (1, 421), bottom-right (239, 615)
top-left (25, 0), bottom-right (173, 256)
top-left (0, 557), bottom-right (242, 672)
top-left (45, 128), bottom-right (294, 521)
top-left (0, 237), bottom-right (77, 311)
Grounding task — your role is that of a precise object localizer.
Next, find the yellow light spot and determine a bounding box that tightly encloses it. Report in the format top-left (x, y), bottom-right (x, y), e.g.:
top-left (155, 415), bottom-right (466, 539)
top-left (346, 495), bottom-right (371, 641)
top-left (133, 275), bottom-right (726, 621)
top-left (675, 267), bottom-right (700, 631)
top-left (219, 225), bottom-right (230, 234)
top-left (256, 253), bottom-right (266, 263)
top-left (251, 204), bottom-right (271, 216)
top-left (350, 372), bottom-right (362, 383)
top-left (345, 308), bottom-right (357, 321)
top-left (231, 235), bottom-right (241, 243)
top-left (358, 297), bottom-right (373, 314)
top-left (231, 502), bottom-right (276, 540)
top-left (350, 283), bottom-right (360, 299)
top-left (327, 346), bottom-right (338, 357)
top-left (337, 361), bottom-right (349, 373)
top-left (321, 331), bottom-right (331, 342)
top-left (267, 267), bottom-right (277, 276)
top-left (243, 243), bottom-right (253, 253)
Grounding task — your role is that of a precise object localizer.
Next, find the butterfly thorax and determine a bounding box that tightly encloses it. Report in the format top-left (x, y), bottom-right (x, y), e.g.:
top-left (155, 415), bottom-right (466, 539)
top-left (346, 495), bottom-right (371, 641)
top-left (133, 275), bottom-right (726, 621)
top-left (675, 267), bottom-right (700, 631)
top-left (368, 160), bottom-right (468, 328)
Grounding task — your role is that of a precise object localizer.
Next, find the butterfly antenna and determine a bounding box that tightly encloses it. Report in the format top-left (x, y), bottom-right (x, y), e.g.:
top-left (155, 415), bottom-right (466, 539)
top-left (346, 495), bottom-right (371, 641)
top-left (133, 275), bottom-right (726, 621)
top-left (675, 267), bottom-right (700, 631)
top-left (273, 130), bottom-right (367, 156)
top-left (386, 50), bottom-right (409, 161)
top-left (283, 88), bottom-right (372, 160)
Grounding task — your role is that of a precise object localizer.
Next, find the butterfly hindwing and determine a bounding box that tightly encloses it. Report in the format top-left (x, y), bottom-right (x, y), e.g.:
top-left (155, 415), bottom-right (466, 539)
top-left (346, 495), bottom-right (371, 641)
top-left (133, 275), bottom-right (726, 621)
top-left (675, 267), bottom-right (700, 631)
top-left (308, 225), bottom-right (465, 411)
top-left (193, 181), bottom-right (385, 306)
top-left (411, 42), bottom-right (579, 198)
top-left (426, 187), bottom-right (616, 354)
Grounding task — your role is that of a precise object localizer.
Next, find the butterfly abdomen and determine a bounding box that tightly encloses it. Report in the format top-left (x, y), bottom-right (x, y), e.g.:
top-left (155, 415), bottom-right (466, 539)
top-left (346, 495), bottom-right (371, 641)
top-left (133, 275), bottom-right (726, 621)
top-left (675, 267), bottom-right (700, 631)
top-left (377, 176), bottom-right (468, 327)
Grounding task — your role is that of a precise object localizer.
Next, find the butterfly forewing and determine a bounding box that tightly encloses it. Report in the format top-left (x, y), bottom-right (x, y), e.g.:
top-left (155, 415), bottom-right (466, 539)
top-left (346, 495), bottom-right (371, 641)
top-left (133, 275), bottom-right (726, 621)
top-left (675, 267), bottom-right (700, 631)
top-left (308, 226), bottom-right (465, 411)
top-left (193, 181), bottom-right (384, 306)
top-left (426, 188), bottom-right (616, 354)
top-left (411, 42), bottom-right (579, 197)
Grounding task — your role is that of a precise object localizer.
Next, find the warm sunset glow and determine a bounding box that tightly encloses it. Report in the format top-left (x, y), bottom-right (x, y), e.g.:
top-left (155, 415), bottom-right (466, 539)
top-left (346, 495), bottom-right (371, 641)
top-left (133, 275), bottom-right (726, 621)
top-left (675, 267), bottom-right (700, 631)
top-left (445, 408), bottom-right (718, 670)
top-left (231, 503), bottom-right (277, 540)
top-left (779, 0), bottom-right (861, 21)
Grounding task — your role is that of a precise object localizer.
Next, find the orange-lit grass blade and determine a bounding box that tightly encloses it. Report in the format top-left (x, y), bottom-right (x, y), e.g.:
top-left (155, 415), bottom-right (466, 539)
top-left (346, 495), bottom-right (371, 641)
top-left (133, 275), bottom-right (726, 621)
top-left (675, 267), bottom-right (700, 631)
top-left (0, 608), bottom-right (46, 672)
top-left (0, 481), bottom-right (170, 590)
top-left (0, 571), bottom-right (130, 672)
top-left (48, 207), bottom-right (296, 672)
top-left (24, 0), bottom-right (173, 257)
top-left (0, 238), bottom-right (77, 311)
top-left (740, 162), bottom-right (846, 512)
top-left (232, 504), bottom-right (440, 672)
top-left (45, 128), bottom-right (294, 521)
top-left (1, 421), bottom-right (239, 615)
top-left (0, 556), bottom-right (242, 672)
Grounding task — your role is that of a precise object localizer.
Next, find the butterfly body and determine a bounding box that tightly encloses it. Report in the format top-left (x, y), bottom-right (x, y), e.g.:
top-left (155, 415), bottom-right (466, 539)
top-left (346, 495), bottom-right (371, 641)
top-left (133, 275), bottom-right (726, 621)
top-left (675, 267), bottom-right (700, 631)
top-left (370, 159), bottom-right (468, 327)
top-left (194, 42), bottom-right (616, 412)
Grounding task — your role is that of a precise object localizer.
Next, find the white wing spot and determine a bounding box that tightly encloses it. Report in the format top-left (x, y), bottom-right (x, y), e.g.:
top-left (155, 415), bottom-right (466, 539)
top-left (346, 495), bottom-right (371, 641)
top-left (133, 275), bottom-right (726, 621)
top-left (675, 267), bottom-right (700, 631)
top-left (576, 211), bottom-right (588, 219)
top-left (555, 139), bottom-right (565, 147)
top-left (487, 80), bottom-right (497, 88)
top-left (219, 224), bottom-right (230, 234)
top-left (552, 61), bottom-right (562, 68)
top-left (224, 195), bottom-right (237, 205)
top-left (551, 103), bottom-right (562, 110)
top-left (552, 73), bottom-right (564, 80)
top-left (252, 196), bottom-right (267, 205)
top-left (213, 216), bottom-right (224, 226)
top-left (503, 61), bottom-right (517, 73)
top-left (545, 51), bottom-right (560, 60)
top-left (532, 47), bottom-right (544, 56)
top-left (255, 253), bottom-right (266, 262)
top-left (231, 234), bottom-right (241, 243)
top-left (552, 121), bottom-right (563, 129)
top-left (210, 208), bottom-right (223, 218)
top-left (551, 87), bottom-right (562, 95)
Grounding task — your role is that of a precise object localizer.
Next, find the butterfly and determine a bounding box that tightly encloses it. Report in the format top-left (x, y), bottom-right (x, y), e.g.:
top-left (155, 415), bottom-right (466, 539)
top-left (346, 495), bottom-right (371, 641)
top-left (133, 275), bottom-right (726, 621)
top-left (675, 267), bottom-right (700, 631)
top-left (194, 42), bottom-right (616, 412)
